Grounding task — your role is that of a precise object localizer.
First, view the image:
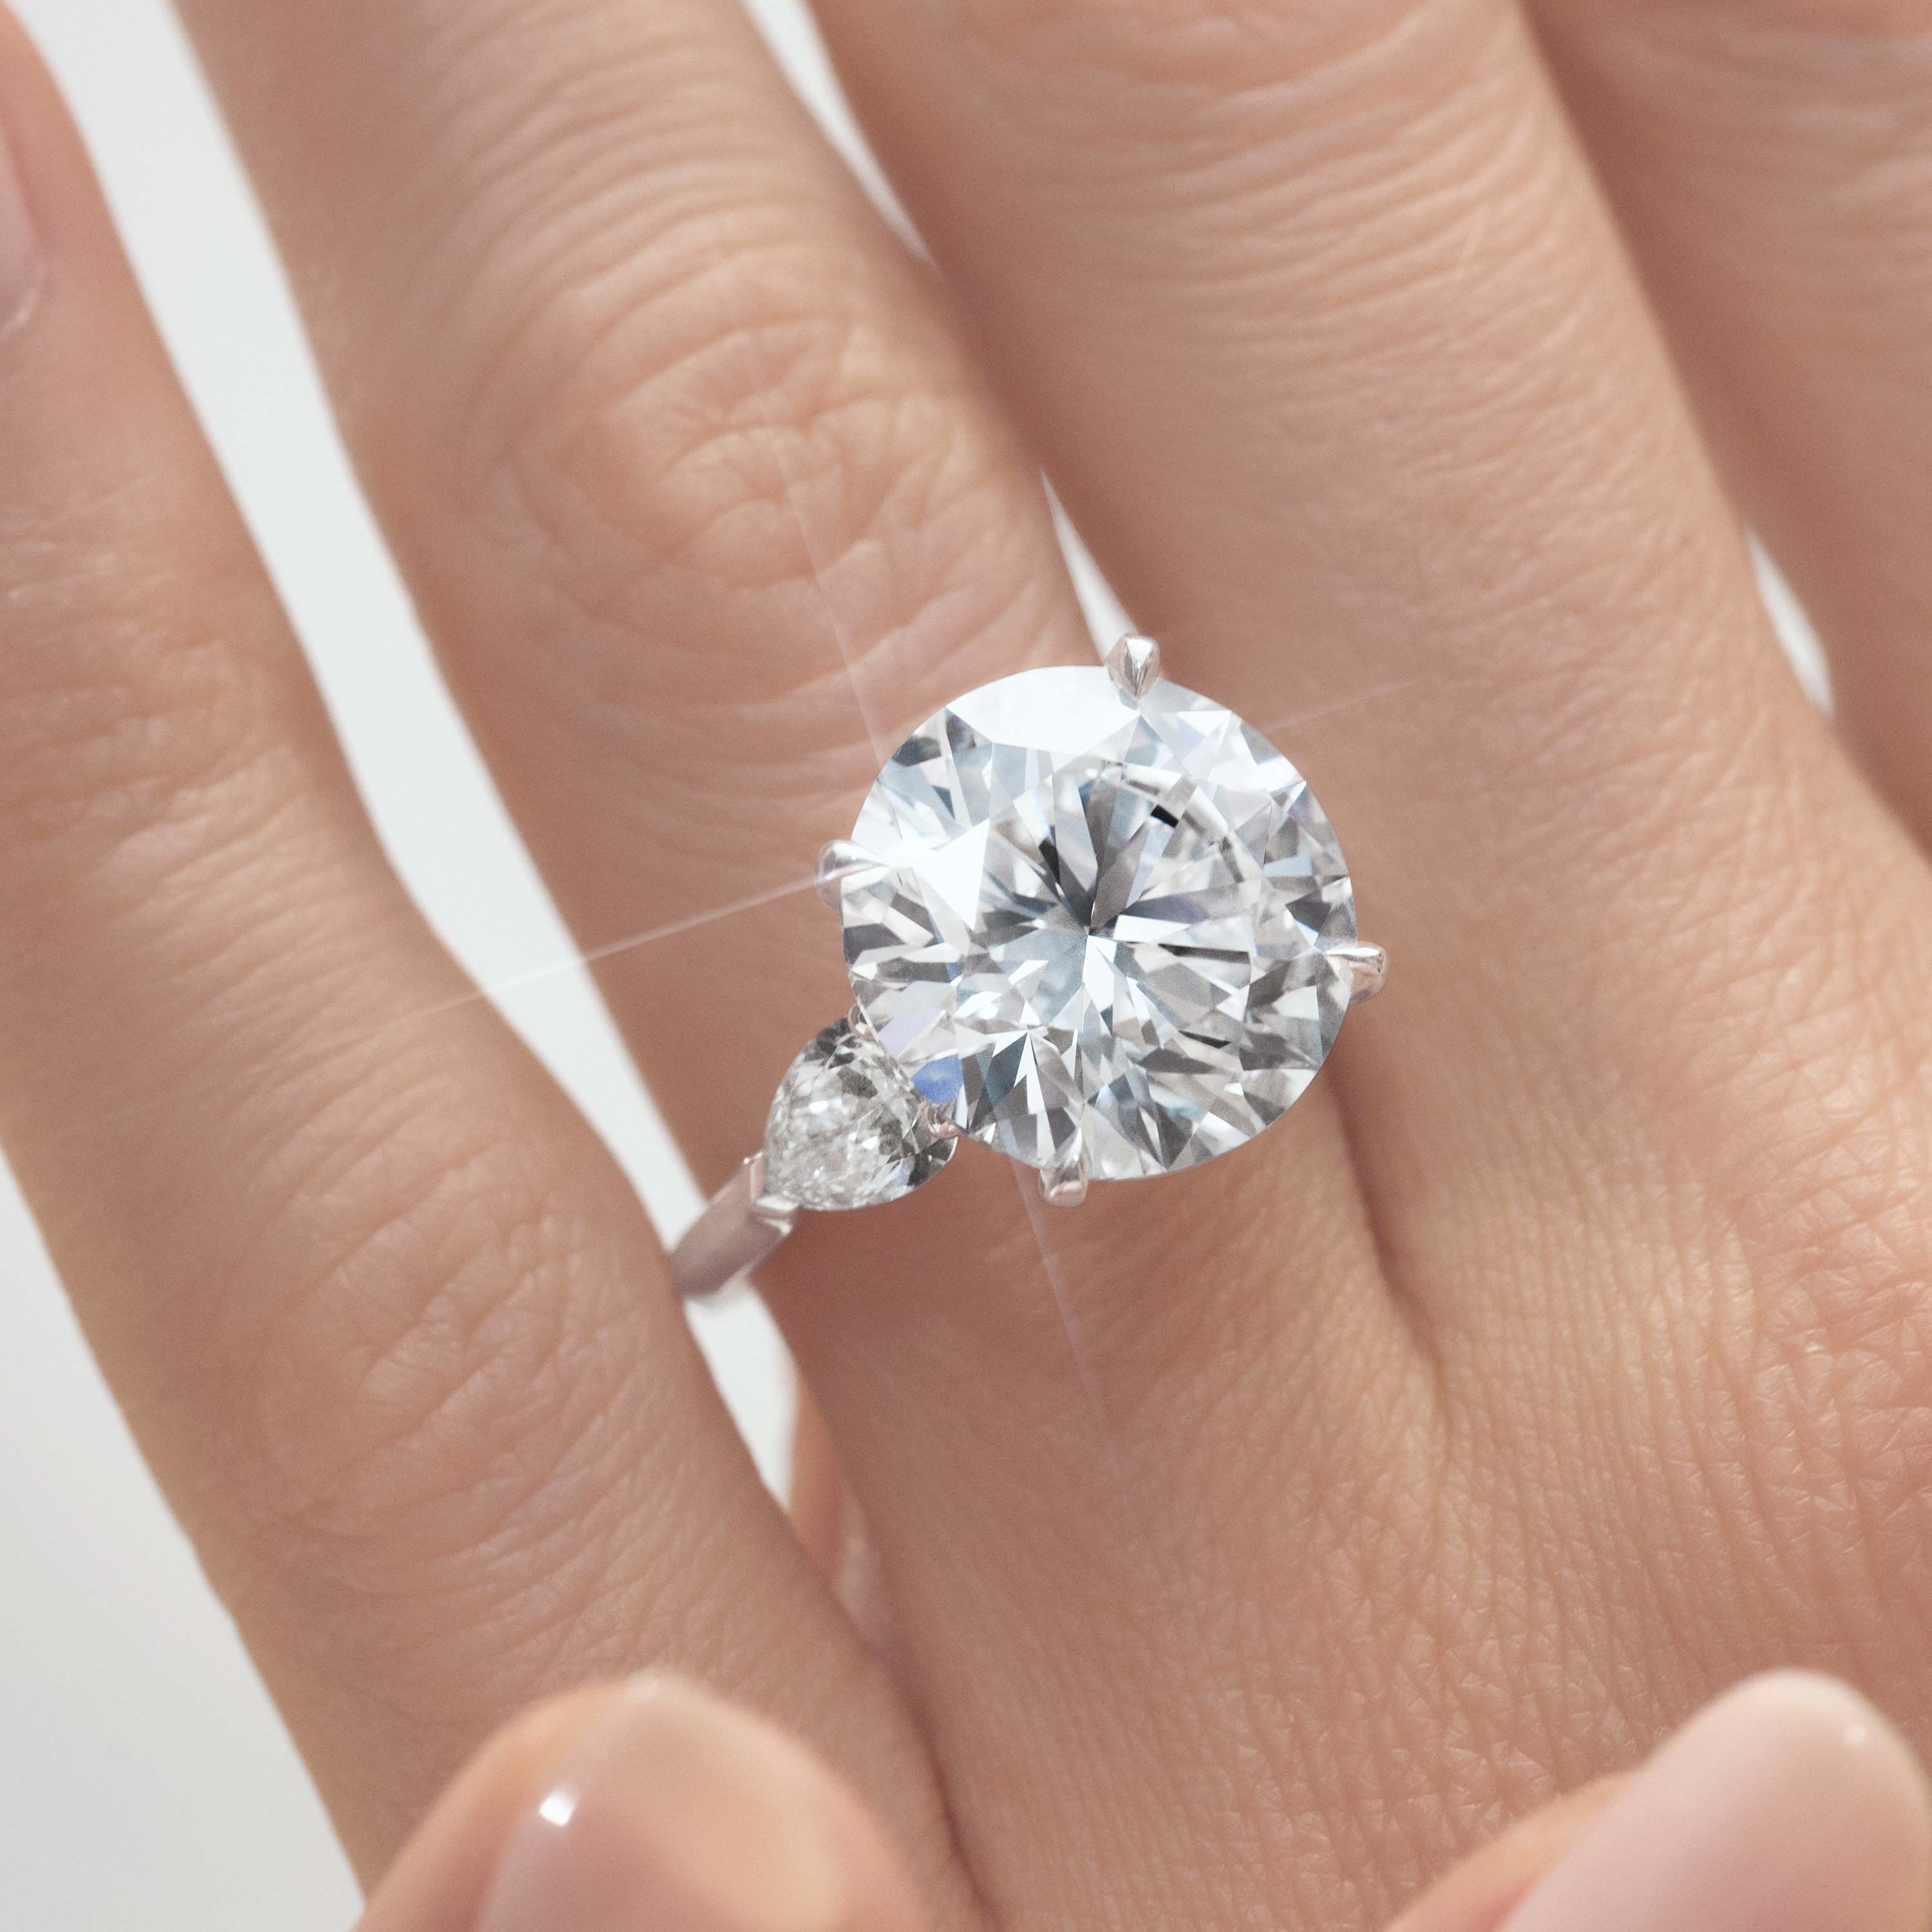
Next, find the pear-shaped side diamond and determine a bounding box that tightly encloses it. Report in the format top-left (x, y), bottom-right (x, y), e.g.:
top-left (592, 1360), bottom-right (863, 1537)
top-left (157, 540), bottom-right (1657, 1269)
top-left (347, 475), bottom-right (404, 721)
top-left (763, 1019), bottom-right (954, 1213)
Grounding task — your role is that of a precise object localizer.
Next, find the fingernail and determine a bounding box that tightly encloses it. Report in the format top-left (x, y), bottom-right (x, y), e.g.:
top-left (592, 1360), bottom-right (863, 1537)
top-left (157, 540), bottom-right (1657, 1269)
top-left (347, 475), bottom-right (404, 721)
top-left (476, 1676), bottom-right (850, 1932)
top-left (0, 117), bottom-right (40, 331)
top-left (1501, 1673), bottom-right (1932, 1932)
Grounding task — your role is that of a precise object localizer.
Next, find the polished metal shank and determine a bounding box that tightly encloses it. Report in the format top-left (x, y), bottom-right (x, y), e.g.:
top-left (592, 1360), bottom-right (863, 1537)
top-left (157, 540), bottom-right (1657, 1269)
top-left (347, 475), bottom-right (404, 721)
top-left (672, 1153), bottom-right (797, 1300)
top-left (1331, 940), bottom-right (1389, 1003)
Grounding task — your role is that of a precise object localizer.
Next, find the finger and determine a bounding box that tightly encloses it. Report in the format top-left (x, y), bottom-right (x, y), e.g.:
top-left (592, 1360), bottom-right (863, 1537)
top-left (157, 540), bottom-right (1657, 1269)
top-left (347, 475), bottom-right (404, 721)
top-left (799, 0), bottom-right (1932, 1337)
top-left (361, 1689), bottom-right (611, 1932)
top-left (363, 1674), bottom-right (925, 1932)
top-left (1532, 2), bottom-right (1932, 851)
top-left (0, 14), bottom-right (932, 1881)
top-left (1467, 1673), bottom-right (1932, 1932)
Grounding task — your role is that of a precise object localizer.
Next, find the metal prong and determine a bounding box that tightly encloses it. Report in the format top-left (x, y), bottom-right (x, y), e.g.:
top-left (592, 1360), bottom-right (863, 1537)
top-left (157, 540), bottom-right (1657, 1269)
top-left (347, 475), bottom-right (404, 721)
top-left (747, 1150), bottom-right (801, 1229)
top-left (816, 839), bottom-right (878, 911)
top-left (1331, 940), bottom-right (1388, 1003)
top-left (923, 1104), bottom-right (964, 1143)
top-left (1038, 1143), bottom-right (1090, 1208)
top-left (1105, 632), bottom-right (1162, 701)
top-left (846, 1002), bottom-right (878, 1043)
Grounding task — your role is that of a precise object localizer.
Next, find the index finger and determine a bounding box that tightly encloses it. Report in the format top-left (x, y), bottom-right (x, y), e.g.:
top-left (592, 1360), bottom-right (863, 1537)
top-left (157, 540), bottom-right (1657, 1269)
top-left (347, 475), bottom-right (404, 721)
top-left (0, 12), bottom-right (937, 1880)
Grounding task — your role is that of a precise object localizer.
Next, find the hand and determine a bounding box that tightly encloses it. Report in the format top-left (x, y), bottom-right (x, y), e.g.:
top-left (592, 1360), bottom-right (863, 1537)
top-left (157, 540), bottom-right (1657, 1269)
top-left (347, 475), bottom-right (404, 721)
top-left (365, 1673), bottom-right (1932, 1932)
top-left (3, 3), bottom-right (1932, 1929)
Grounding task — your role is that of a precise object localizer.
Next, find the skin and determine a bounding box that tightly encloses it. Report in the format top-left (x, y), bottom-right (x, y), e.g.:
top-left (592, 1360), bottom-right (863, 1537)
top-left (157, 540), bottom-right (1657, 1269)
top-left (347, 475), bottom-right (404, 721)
top-left (2, 0), bottom-right (1932, 1926)
top-left (355, 1678), bottom-right (1605, 1932)
top-left (357, 1673), bottom-right (1930, 1932)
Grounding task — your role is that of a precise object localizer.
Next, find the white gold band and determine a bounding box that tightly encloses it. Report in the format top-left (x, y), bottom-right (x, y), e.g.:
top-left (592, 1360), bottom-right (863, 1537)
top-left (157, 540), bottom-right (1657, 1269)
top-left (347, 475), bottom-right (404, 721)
top-left (672, 1153), bottom-right (796, 1301)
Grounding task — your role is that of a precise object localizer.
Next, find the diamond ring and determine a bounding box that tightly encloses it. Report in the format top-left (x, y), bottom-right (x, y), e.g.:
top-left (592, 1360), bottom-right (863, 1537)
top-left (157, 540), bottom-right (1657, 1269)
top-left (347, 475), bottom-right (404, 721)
top-left (671, 634), bottom-right (1387, 1299)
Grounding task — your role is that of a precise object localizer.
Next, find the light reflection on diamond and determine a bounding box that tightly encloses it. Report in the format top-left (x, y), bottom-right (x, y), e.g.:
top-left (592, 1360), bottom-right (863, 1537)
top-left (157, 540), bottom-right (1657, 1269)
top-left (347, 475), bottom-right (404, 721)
top-left (840, 667), bottom-right (1355, 1181)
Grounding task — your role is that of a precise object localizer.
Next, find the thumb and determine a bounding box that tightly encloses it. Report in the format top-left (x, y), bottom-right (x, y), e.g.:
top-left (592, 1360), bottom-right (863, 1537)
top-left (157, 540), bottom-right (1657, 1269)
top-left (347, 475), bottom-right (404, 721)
top-left (1392, 1673), bottom-right (1932, 1932)
top-left (357, 1674), bottom-right (924, 1932)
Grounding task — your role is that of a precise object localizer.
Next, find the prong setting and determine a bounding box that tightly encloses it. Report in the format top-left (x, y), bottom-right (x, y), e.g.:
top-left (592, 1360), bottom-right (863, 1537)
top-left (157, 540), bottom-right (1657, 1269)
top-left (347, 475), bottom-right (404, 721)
top-left (674, 650), bottom-right (1388, 1296)
top-left (746, 1150), bottom-right (801, 1230)
top-left (1330, 940), bottom-right (1388, 1003)
top-left (816, 838), bottom-right (880, 911)
top-left (1038, 1143), bottom-right (1090, 1208)
top-left (1104, 631), bottom-right (1162, 701)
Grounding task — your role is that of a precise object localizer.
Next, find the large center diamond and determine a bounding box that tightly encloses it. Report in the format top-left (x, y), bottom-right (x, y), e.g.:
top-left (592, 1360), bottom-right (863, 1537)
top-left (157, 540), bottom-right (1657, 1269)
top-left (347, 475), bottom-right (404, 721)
top-left (840, 666), bottom-right (1356, 1181)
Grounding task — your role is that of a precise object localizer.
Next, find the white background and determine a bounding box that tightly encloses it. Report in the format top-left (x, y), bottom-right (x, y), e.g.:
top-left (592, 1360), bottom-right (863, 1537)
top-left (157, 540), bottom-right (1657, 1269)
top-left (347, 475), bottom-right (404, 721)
top-left (0, 3), bottom-right (875, 1926)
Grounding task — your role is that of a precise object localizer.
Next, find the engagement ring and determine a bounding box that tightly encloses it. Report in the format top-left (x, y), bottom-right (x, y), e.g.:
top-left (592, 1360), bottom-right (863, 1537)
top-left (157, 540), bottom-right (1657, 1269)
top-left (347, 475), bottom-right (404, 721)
top-left (672, 634), bottom-right (1387, 1298)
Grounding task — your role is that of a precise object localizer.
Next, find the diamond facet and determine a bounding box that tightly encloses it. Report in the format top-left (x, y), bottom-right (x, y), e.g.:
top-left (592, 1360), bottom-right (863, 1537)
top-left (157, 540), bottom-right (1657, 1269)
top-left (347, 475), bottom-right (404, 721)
top-left (763, 1018), bottom-right (956, 1211)
top-left (840, 666), bottom-right (1355, 1181)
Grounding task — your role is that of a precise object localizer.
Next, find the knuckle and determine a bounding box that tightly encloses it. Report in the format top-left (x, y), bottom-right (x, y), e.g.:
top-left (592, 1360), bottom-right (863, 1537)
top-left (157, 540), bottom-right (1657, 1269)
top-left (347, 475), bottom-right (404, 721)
top-left (1741, 1293), bottom-right (1932, 1640)
top-left (341, 6), bottom-right (1089, 837)
top-left (506, 290), bottom-right (954, 651)
top-left (388, 197), bottom-right (1061, 741)
top-left (1606, 0), bottom-right (1932, 46)
top-left (206, 1048), bottom-right (645, 1608)
top-left (951, 0), bottom-right (1495, 138)
top-left (1689, 1022), bottom-right (1932, 1634)
top-left (354, 147), bottom-right (1083, 855)
top-left (0, 512), bottom-right (289, 855)
top-left (1553, 1), bottom-right (1932, 185)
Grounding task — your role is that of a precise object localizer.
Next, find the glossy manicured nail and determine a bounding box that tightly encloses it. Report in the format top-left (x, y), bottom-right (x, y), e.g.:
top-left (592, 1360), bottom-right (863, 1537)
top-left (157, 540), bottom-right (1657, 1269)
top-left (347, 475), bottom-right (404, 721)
top-left (475, 1676), bottom-right (850, 1932)
top-left (0, 113), bottom-right (37, 329)
top-left (1501, 1673), bottom-right (1932, 1932)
